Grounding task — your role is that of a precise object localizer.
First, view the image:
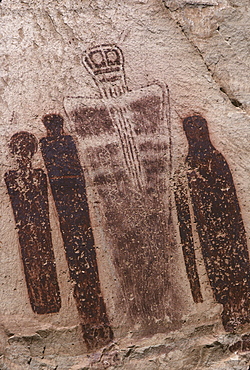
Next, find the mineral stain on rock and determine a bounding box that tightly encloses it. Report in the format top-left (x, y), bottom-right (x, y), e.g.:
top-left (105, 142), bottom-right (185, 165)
top-left (177, 115), bottom-right (250, 331)
top-left (40, 114), bottom-right (113, 349)
top-left (5, 132), bottom-right (61, 314)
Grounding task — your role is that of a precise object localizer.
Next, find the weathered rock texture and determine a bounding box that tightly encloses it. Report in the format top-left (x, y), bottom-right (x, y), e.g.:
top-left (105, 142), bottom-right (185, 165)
top-left (0, 0), bottom-right (250, 368)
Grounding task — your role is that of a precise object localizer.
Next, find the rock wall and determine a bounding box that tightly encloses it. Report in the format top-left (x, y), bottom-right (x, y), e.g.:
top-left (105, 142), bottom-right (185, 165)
top-left (0, 0), bottom-right (250, 368)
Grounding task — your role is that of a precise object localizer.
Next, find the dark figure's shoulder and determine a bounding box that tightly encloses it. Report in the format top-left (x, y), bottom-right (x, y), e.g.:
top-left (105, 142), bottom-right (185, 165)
top-left (212, 149), bottom-right (226, 161)
top-left (209, 149), bottom-right (235, 186)
top-left (4, 169), bottom-right (18, 184)
top-left (40, 135), bottom-right (75, 146)
top-left (211, 150), bottom-right (231, 170)
top-left (4, 170), bottom-right (22, 197)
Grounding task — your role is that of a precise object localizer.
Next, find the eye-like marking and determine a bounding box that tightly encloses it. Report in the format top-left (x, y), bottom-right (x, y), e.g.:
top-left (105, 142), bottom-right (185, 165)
top-left (106, 50), bottom-right (120, 65)
top-left (90, 51), bottom-right (105, 67)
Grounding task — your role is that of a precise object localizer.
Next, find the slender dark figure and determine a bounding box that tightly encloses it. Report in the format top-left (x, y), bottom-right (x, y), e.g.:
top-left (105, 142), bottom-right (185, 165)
top-left (174, 170), bottom-right (203, 304)
top-left (5, 132), bottom-right (61, 314)
top-left (40, 114), bottom-right (113, 349)
top-left (183, 115), bottom-right (250, 331)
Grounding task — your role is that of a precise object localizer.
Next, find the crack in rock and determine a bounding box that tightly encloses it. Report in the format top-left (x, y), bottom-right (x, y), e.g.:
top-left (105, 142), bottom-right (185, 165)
top-left (162, 0), bottom-right (248, 113)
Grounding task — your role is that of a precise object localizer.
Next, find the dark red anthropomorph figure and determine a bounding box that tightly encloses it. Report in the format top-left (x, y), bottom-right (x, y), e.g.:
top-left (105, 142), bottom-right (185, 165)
top-left (64, 44), bottom-right (184, 335)
top-left (5, 131), bottom-right (61, 314)
top-left (40, 114), bottom-right (113, 349)
top-left (182, 115), bottom-right (250, 331)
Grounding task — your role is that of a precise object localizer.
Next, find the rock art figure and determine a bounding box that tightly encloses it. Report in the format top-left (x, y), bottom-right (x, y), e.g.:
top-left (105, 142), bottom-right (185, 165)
top-left (5, 132), bottom-right (61, 314)
top-left (64, 44), bottom-right (183, 333)
top-left (175, 115), bottom-right (250, 331)
top-left (40, 114), bottom-right (113, 349)
top-left (174, 170), bottom-right (203, 304)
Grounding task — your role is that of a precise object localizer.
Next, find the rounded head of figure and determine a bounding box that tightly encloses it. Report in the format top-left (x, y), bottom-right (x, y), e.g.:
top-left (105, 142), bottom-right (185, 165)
top-left (183, 115), bottom-right (210, 145)
top-left (42, 114), bottom-right (64, 137)
top-left (9, 131), bottom-right (38, 167)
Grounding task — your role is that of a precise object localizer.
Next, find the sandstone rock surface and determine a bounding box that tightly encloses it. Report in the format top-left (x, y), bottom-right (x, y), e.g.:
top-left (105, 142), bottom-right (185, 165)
top-left (0, 0), bottom-right (250, 368)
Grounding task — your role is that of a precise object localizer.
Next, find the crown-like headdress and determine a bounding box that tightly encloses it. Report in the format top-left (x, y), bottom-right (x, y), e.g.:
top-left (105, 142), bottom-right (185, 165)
top-left (83, 44), bottom-right (128, 98)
